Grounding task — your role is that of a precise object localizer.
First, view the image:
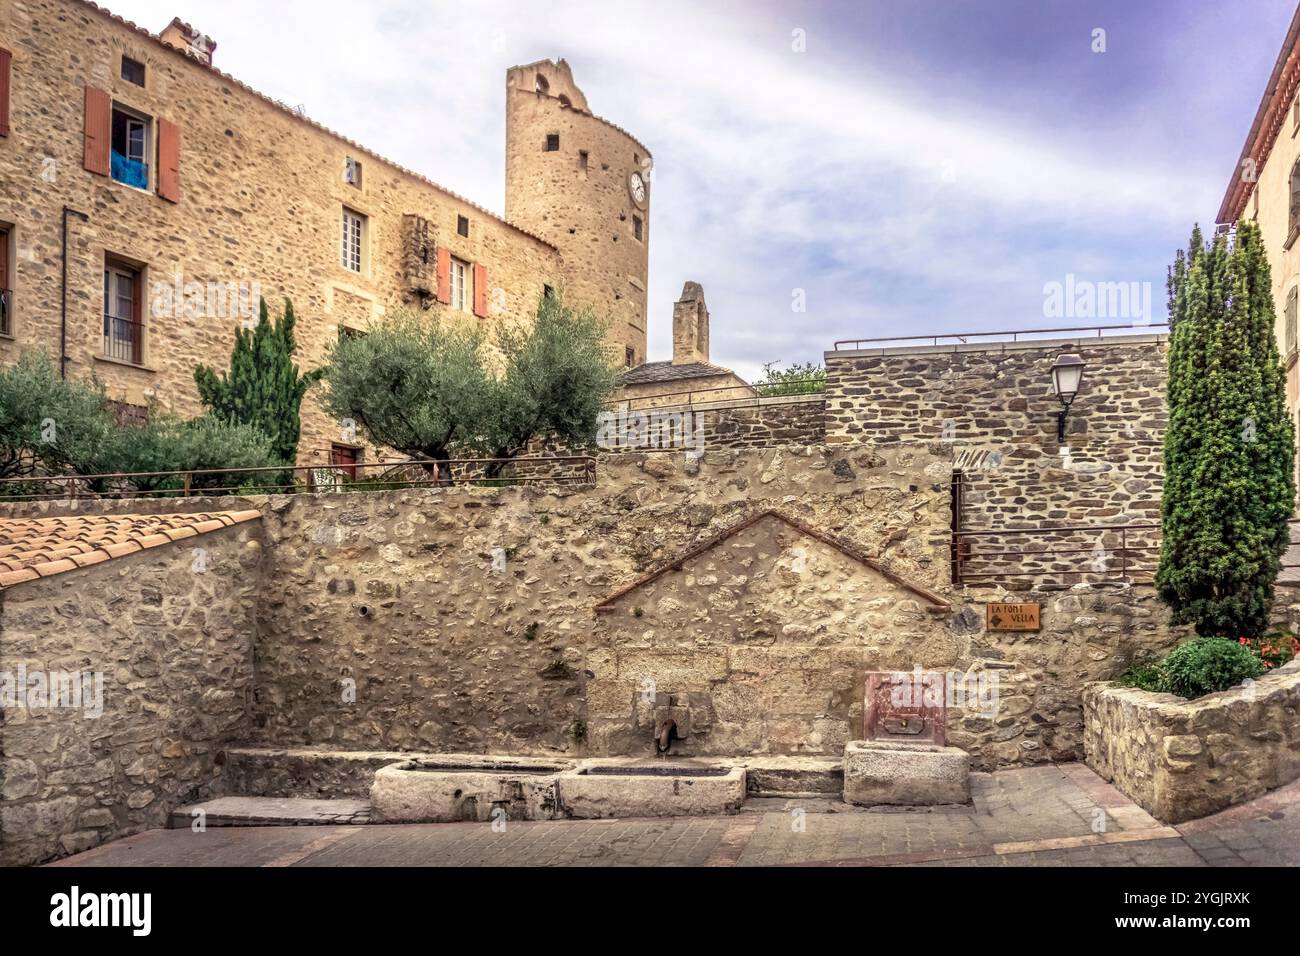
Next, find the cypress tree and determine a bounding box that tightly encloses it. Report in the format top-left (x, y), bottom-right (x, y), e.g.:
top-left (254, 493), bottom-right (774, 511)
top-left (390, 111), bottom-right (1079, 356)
top-left (194, 297), bottom-right (323, 467)
top-left (1155, 221), bottom-right (1295, 637)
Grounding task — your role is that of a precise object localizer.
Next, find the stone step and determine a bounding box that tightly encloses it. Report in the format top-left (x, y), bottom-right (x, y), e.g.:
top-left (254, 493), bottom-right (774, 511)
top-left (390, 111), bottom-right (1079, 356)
top-left (169, 796), bottom-right (371, 828)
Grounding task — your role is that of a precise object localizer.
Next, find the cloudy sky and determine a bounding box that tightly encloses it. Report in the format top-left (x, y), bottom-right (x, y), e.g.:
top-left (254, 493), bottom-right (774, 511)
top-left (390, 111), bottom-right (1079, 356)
top-left (107, 0), bottom-right (1295, 380)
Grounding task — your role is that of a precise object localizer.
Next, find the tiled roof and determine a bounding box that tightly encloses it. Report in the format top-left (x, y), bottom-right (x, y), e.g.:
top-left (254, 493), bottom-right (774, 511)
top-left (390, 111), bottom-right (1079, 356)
top-left (73, 2), bottom-right (557, 251)
top-left (0, 511), bottom-right (261, 589)
top-left (622, 361), bottom-right (746, 386)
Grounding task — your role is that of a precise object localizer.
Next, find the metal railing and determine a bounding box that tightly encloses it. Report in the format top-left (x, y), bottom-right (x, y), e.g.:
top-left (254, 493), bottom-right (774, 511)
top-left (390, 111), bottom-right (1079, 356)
top-left (103, 315), bottom-right (143, 364)
top-left (951, 518), bottom-right (1300, 587)
top-left (609, 377), bottom-right (826, 411)
top-left (833, 323), bottom-right (1171, 352)
top-left (0, 455), bottom-right (598, 502)
top-left (0, 289), bottom-right (11, 337)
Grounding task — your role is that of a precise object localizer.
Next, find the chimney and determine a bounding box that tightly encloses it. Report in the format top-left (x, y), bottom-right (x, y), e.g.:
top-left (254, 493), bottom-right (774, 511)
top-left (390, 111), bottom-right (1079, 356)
top-left (160, 18), bottom-right (217, 66)
top-left (672, 281), bottom-right (709, 365)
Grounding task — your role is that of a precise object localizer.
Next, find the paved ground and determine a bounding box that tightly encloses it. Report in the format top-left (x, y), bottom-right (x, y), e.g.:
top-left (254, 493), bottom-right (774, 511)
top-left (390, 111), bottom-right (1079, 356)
top-left (50, 763), bottom-right (1300, 867)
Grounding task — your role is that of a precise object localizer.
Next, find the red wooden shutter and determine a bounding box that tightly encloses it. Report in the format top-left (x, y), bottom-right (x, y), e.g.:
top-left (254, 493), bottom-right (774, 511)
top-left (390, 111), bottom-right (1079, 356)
top-left (131, 269), bottom-right (143, 365)
top-left (472, 263), bottom-right (488, 318)
top-left (0, 49), bottom-right (12, 138)
top-left (157, 118), bottom-right (181, 203)
top-left (83, 86), bottom-right (111, 175)
top-left (435, 246), bottom-right (451, 304)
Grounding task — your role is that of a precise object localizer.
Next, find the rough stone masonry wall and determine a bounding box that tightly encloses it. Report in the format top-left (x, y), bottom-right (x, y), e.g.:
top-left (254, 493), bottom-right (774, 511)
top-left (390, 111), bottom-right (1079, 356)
top-left (243, 449), bottom-right (1181, 770)
top-left (598, 395), bottom-right (825, 453)
top-left (1082, 662), bottom-right (1300, 823)
top-left (0, 522), bottom-right (262, 866)
top-left (824, 338), bottom-right (1168, 569)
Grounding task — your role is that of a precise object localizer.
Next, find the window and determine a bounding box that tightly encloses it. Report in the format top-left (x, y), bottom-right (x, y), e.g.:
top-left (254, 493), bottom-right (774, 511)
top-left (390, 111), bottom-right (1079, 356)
top-left (543, 284), bottom-right (554, 300)
top-left (633, 215), bottom-right (643, 241)
top-left (341, 207), bottom-right (366, 273)
top-left (1291, 160), bottom-right (1300, 244)
top-left (1287, 287), bottom-right (1298, 358)
top-left (338, 325), bottom-right (366, 342)
top-left (103, 258), bottom-right (143, 364)
top-left (449, 257), bottom-right (470, 311)
top-left (545, 133), bottom-right (560, 152)
top-left (625, 346), bottom-right (635, 367)
top-left (558, 94), bottom-right (572, 109)
top-left (121, 56), bottom-right (145, 87)
top-left (457, 215), bottom-right (469, 238)
top-left (534, 74), bottom-right (549, 94)
top-left (579, 150), bottom-right (589, 173)
top-left (110, 105), bottom-right (150, 189)
top-left (0, 226), bottom-right (11, 336)
top-left (344, 156), bottom-right (362, 188)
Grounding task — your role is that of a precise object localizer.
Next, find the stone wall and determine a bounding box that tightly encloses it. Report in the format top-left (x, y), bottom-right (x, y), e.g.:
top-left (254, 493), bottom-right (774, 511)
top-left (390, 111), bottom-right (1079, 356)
top-left (1082, 662), bottom-right (1300, 823)
top-left (825, 335), bottom-right (1168, 539)
top-left (0, 521), bottom-right (262, 865)
top-left (600, 395), bottom-right (826, 453)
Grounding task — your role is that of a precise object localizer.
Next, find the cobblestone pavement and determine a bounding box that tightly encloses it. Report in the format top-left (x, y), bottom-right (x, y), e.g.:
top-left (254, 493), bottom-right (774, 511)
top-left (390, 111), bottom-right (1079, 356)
top-left (51, 764), bottom-right (1300, 868)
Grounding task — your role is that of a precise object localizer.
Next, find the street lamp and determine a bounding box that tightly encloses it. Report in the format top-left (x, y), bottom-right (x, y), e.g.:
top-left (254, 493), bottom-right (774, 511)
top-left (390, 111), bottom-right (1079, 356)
top-left (1050, 352), bottom-right (1086, 443)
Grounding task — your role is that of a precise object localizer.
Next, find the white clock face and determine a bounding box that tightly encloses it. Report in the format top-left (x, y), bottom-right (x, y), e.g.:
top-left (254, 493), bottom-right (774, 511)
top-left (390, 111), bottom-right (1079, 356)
top-left (630, 171), bottom-right (646, 204)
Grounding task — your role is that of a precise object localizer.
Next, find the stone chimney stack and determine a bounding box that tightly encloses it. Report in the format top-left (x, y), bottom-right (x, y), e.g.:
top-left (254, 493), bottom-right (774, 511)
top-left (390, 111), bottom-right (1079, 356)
top-left (160, 18), bottom-right (217, 66)
top-left (672, 281), bottom-right (710, 365)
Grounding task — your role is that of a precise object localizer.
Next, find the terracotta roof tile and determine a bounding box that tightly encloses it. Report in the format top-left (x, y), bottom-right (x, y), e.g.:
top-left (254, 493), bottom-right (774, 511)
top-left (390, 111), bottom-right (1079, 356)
top-left (0, 510), bottom-right (261, 589)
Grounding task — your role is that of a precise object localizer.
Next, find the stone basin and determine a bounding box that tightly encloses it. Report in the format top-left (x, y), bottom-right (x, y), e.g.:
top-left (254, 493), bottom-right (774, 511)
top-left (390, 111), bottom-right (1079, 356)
top-left (558, 761), bottom-right (746, 818)
top-left (370, 755), bottom-right (573, 823)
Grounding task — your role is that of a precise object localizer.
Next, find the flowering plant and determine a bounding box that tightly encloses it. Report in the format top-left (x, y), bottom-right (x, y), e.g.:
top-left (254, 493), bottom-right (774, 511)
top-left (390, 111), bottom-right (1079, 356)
top-left (1238, 632), bottom-right (1300, 670)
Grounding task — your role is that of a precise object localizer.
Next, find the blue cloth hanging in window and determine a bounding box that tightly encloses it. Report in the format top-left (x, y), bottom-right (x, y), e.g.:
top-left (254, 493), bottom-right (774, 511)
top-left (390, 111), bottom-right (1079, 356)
top-left (111, 151), bottom-right (149, 189)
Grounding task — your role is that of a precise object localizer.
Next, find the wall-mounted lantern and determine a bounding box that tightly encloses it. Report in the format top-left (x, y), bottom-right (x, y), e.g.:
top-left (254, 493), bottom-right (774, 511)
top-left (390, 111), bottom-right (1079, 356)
top-left (1050, 352), bottom-right (1086, 443)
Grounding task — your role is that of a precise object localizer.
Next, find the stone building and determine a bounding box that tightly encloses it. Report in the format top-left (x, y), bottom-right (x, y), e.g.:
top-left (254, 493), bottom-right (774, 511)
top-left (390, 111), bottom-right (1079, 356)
top-left (617, 281), bottom-right (752, 409)
top-left (1218, 2), bottom-right (1300, 438)
top-left (0, 0), bottom-right (659, 469)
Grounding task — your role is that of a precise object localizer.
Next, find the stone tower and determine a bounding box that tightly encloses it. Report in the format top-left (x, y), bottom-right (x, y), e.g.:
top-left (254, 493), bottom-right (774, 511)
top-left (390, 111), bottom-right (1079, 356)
top-left (505, 59), bottom-right (650, 366)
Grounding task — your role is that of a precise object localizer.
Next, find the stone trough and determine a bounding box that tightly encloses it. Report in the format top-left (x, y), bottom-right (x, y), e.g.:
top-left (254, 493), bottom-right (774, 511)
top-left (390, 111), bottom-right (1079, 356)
top-left (370, 755), bottom-right (573, 823)
top-left (557, 761), bottom-right (747, 818)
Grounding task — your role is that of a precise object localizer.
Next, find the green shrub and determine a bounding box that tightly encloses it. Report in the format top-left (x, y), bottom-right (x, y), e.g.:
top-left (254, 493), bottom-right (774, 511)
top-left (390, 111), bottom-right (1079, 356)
top-left (1160, 637), bottom-right (1265, 699)
top-left (1115, 659), bottom-right (1165, 692)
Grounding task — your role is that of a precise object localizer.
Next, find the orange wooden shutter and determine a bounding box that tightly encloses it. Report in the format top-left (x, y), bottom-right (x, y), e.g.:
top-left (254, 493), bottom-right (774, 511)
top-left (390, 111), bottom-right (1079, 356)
top-left (435, 246), bottom-right (450, 304)
top-left (131, 269), bottom-right (143, 366)
top-left (83, 86), bottom-right (111, 175)
top-left (473, 263), bottom-right (488, 318)
top-left (0, 49), bottom-right (12, 138)
top-left (157, 118), bottom-right (181, 203)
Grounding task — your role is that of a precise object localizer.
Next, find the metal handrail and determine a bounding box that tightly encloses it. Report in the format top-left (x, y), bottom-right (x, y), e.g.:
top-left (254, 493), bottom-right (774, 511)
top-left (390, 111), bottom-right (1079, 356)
top-left (0, 454), bottom-right (598, 502)
top-left (833, 323), bottom-right (1170, 351)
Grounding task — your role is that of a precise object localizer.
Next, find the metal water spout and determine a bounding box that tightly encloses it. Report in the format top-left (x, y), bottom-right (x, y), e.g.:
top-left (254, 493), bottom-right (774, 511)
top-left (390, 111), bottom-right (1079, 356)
top-left (655, 718), bottom-right (677, 754)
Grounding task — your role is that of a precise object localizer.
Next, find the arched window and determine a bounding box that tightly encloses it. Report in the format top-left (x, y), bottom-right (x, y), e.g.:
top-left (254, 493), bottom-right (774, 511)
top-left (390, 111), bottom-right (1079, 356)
top-left (558, 94), bottom-right (572, 109)
top-left (534, 74), bottom-right (549, 94)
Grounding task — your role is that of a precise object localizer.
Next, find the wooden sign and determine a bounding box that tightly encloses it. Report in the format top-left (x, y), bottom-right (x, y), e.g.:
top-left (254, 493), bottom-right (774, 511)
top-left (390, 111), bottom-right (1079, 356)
top-left (986, 602), bottom-right (1041, 632)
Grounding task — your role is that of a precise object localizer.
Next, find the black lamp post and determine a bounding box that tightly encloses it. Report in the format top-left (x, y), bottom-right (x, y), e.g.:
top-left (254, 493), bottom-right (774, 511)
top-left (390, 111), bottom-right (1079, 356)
top-left (1050, 352), bottom-right (1086, 443)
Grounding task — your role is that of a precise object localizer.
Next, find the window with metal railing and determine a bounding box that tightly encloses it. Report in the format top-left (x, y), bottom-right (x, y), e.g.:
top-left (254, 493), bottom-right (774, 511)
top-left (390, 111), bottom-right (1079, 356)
top-left (0, 226), bottom-right (10, 337)
top-left (103, 260), bottom-right (143, 364)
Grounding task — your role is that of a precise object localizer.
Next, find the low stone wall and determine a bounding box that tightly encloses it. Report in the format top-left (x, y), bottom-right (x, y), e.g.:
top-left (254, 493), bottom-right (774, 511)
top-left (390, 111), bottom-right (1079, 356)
top-left (1082, 661), bottom-right (1300, 823)
top-left (0, 522), bottom-right (262, 866)
top-left (600, 395), bottom-right (825, 452)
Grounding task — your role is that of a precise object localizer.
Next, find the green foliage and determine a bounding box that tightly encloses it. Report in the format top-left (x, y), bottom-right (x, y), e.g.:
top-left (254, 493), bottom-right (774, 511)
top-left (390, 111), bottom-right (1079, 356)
top-left (194, 298), bottom-right (322, 466)
top-left (477, 290), bottom-right (620, 471)
top-left (321, 310), bottom-right (492, 465)
top-left (1238, 632), bottom-right (1300, 670)
top-left (1160, 637), bottom-right (1265, 699)
top-left (0, 351), bottom-right (115, 480)
top-left (1115, 657), bottom-right (1165, 692)
top-left (1156, 222), bottom-right (1296, 638)
top-left (322, 292), bottom-right (619, 477)
top-left (753, 360), bottom-right (826, 396)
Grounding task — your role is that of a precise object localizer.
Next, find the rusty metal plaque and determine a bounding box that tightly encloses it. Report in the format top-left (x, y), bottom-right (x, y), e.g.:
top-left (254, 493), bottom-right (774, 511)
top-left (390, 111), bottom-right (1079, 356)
top-left (864, 671), bottom-right (946, 746)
